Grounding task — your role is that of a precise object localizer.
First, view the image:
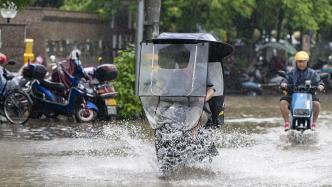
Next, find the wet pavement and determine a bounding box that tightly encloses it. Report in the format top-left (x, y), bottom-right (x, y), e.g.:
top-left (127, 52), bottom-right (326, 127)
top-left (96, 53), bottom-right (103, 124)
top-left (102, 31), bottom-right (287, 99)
top-left (1, 95), bottom-right (332, 186)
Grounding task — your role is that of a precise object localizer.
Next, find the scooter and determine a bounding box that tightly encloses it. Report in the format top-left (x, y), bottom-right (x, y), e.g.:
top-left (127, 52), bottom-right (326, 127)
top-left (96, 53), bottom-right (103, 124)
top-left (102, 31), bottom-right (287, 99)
top-left (50, 54), bottom-right (118, 120)
top-left (311, 56), bottom-right (332, 90)
top-left (224, 69), bottom-right (263, 96)
top-left (281, 73), bottom-right (329, 132)
top-left (284, 82), bottom-right (316, 131)
top-left (22, 64), bottom-right (98, 122)
top-left (238, 73), bottom-right (263, 96)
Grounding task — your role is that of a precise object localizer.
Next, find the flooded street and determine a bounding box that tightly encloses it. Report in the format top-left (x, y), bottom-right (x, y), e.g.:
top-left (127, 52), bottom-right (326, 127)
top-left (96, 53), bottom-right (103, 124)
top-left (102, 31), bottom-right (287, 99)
top-left (1, 95), bottom-right (332, 186)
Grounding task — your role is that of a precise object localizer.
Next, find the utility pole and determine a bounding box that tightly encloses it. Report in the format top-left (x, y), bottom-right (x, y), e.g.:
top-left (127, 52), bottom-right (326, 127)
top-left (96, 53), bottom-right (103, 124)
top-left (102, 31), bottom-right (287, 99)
top-left (135, 0), bottom-right (144, 95)
top-left (135, 0), bottom-right (161, 94)
top-left (143, 0), bottom-right (161, 40)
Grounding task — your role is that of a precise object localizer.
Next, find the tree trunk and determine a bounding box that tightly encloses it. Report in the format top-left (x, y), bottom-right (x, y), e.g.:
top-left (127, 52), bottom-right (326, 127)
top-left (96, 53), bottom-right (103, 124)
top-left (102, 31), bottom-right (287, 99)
top-left (276, 8), bottom-right (284, 42)
top-left (143, 0), bottom-right (161, 40)
top-left (300, 29), bottom-right (303, 50)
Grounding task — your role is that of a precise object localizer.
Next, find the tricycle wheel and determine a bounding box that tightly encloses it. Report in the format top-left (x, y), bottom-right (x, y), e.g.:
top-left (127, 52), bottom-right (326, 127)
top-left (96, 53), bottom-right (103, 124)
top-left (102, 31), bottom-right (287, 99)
top-left (4, 90), bottom-right (32, 124)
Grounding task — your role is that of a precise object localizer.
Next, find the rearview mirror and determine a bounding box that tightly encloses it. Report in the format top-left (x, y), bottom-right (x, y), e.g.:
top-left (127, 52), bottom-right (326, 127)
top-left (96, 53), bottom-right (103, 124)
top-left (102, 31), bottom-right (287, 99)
top-left (319, 73), bottom-right (330, 80)
top-left (7, 60), bottom-right (16, 65)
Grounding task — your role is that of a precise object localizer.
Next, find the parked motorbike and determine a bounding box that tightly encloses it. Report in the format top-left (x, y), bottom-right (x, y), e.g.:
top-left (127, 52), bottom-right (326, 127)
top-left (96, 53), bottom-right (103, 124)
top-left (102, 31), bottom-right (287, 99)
top-left (136, 33), bottom-right (233, 176)
top-left (22, 64), bottom-right (98, 122)
top-left (88, 64), bottom-right (118, 120)
top-left (247, 43), bottom-right (295, 92)
top-left (50, 54), bottom-right (118, 120)
top-left (224, 69), bottom-right (262, 96)
top-left (311, 56), bottom-right (332, 89)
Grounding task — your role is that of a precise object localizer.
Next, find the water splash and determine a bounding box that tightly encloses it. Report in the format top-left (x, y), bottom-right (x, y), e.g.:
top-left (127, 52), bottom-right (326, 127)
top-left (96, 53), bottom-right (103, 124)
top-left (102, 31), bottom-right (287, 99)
top-left (281, 130), bottom-right (319, 145)
top-left (217, 128), bottom-right (256, 148)
top-left (155, 127), bottom-right (219, 178)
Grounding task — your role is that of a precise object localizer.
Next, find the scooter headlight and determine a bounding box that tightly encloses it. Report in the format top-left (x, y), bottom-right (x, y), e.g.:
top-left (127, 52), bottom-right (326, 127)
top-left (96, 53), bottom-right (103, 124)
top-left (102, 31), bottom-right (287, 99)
top-left (294, 109), bottom-right (310, 116)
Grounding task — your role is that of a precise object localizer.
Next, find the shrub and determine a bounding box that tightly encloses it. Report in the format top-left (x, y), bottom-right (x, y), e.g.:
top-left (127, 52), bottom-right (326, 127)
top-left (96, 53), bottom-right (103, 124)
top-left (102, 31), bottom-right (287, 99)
top-left (113, 47), bottom-right (143, 118)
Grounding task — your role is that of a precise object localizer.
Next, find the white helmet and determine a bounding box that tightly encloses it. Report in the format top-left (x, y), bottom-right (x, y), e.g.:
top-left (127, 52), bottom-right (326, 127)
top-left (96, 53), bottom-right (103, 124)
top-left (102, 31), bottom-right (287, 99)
top-left (49, 55), bottom-right (56, 63)
top-left (69, 49), bottom-right (81, 60)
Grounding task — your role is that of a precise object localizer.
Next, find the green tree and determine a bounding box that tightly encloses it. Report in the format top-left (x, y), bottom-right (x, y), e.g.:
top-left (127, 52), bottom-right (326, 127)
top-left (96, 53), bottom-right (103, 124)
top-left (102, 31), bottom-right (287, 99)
top-left (282, 0), bottom-right (332, 32)
top-left (61, 0), bottom-right (126, 17)
top-left (0, 0), bottom-right (35, 9)
top-left (161, 0), bottom-right (332, 43)
top-left (56, 0), bottom-right (332, 42)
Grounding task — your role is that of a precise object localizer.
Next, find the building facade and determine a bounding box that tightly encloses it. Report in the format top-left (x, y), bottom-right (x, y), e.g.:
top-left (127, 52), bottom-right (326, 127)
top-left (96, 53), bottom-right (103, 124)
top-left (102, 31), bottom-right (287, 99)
top-left (0, 7), bottom-right (135, 69)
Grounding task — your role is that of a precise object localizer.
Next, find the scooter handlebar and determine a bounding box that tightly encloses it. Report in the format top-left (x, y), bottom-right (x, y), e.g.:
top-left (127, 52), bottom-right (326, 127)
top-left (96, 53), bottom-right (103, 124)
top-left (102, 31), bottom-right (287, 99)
top-left (280, 85), bottom-right (319, 94)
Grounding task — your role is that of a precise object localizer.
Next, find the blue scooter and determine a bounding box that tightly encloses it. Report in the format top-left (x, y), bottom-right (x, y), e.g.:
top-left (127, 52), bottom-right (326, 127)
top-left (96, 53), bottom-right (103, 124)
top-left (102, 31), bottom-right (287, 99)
top-left (286, 82), bottom-right (316, 131)
top-left (282, 74), bottom-right (329, 132)
top-left (23, 64), bottom-right (98, 122)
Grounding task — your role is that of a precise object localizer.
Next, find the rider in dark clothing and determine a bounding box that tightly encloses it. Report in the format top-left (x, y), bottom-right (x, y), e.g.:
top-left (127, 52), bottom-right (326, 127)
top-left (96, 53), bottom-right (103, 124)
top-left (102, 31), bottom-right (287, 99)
top-left (280, 51), bottom-right (324, 131)
top-left (205, 62), bottom-right (225, 129)
top-left (281, 68), bottom-right (322, 87)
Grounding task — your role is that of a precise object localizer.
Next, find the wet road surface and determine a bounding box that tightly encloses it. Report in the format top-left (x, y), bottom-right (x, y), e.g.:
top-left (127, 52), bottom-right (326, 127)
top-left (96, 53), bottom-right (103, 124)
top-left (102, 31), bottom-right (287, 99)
top-left (1, 95), bottom-right (332, 186)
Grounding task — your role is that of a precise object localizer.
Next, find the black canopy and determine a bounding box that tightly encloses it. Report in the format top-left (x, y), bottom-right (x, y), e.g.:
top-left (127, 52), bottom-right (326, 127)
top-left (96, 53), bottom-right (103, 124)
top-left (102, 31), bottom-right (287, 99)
top-left (142, 33), bottom-right (234, 62)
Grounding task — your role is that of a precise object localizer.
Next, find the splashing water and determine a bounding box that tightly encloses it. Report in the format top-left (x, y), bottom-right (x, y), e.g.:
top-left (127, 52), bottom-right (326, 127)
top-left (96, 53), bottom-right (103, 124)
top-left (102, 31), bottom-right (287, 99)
top-left (1, 96), bottom-right (332, 186)
top-left (280, 130), bottom-right (319, 145)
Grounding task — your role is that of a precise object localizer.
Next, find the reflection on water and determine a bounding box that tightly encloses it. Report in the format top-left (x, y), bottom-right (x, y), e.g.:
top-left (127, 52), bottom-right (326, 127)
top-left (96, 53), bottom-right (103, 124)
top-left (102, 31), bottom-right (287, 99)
top-left (1, 95), bottom-right (332, 186)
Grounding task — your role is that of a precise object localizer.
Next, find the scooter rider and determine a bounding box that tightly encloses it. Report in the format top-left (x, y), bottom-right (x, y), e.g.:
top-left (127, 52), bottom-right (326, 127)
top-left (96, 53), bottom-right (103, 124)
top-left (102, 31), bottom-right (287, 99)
top-left (280, 51), bottom-right (324, 131)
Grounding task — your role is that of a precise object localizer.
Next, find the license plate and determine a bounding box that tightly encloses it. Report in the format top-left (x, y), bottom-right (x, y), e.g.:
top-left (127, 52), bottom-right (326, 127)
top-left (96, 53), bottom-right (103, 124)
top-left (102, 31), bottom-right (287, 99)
top-left (105, 98), bottom-right (117, 106)
top-left (107, 106), bottom-right (117, 115)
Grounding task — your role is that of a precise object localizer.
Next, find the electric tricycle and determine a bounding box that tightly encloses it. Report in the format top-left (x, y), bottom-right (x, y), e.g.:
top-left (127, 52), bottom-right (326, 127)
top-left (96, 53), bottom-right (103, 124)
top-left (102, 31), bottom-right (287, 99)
top-left (136, 33), bottom-right (233, 176)
top-left (0, 60), bottom-right (32, 124)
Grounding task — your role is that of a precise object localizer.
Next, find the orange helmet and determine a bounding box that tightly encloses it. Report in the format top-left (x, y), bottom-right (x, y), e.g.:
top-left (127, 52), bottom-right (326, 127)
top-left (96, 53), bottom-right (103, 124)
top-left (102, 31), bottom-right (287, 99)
top-left (0, 53), bottom-right (7, 65)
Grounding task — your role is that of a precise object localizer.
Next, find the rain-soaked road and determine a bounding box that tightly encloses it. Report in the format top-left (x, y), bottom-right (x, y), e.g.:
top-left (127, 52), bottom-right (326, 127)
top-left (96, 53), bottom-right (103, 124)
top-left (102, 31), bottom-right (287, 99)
top-left (1, 95), bottom-right (332, 186)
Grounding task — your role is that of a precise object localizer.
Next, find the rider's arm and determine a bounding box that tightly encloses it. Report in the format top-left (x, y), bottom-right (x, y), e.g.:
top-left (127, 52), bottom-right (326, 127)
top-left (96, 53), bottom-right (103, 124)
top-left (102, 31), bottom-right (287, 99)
top-left (312, 71), bottom-right (324, 87)
top-left (205, 86), bottom-right (214, 101)
top-left (205, 71), bottom-right (215, 101)
top-left (280, 76), bottom-right (288, 88)
top-left (312, 71), bottom-right (325, 91)
top-left (280, 70), bottom-right (296, 87)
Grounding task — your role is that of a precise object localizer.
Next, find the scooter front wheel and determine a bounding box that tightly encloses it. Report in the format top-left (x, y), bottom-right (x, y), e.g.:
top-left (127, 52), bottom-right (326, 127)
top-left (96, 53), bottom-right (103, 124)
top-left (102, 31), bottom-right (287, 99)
top-left (3, 90), bottom-right (32, 124)
top-left (75, 107), bottom-right (97, 123)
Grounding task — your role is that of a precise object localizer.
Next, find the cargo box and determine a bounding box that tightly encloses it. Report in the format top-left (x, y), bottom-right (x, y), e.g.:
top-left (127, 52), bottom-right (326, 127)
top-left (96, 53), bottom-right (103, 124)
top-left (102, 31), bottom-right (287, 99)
top-left (22, 64), bottom-right (47, 80)
top-left (95, 64), bottom-right (118, 82)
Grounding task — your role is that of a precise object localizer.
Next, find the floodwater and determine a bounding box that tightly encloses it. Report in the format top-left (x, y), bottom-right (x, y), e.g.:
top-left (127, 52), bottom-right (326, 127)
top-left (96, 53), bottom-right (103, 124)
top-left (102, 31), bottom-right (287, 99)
top-left (1, 95), bottom-right (332, 186)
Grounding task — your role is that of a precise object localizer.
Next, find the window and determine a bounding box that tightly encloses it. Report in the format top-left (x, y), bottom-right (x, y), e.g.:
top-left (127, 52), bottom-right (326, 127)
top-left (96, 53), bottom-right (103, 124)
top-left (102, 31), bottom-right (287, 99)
top-left (158, 44), bottom-right (190, 69)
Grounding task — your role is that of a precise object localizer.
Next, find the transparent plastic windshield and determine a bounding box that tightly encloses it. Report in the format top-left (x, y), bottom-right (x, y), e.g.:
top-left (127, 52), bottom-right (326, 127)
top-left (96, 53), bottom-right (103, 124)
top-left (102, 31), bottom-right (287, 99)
top-left (138, 43), bottom-right (209, 96)
top-left (140, 96), bottom-right (204, 130)
top-left (208, 62), bottom-right (224, 96)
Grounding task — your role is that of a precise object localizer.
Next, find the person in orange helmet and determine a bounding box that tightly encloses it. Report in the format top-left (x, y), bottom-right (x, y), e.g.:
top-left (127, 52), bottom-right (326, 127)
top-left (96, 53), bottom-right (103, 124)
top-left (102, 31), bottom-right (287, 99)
top-left (280, 51), bottom-right (324, 131)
